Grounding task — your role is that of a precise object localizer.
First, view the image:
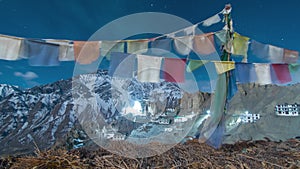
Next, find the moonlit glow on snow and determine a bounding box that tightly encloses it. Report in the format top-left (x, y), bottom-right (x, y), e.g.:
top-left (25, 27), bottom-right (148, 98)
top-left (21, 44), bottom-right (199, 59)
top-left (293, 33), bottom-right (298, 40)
top-left (122, 101), bottom-right (144, 116)
top-left (133, 101), bottom-right (142, 112)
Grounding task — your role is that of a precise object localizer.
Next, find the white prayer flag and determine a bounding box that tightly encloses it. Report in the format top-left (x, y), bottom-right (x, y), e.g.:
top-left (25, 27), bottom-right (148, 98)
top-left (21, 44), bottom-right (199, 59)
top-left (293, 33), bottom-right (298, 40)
top-left (137, 54), bottom-right (162, 83)
top-left (268, 45), bottom-right (284, 63)
top-left (0, 35), bottom-right (23, 60)
top-left (254, 63), bottom-right (272, 85)
top-left (183, 25), bottom-right (197, 35)
top-left (174, 36), bottom-right (193, 55)
top-left (202, 14), bottom-right (221, 27)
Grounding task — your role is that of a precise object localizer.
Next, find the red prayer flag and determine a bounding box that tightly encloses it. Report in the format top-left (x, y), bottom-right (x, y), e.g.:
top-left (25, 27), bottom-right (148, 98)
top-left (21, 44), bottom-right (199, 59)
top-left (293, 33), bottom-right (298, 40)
top-left (163, 58), bottom-right (186, 83)
top-left (74, 41), bottom-right (100, 64)
top-left (193, 33), bottom-right (216, 55)
top-left (271, 64), bottom-right (292, 84)
top-left (283, 49), bottom-right (298, 63)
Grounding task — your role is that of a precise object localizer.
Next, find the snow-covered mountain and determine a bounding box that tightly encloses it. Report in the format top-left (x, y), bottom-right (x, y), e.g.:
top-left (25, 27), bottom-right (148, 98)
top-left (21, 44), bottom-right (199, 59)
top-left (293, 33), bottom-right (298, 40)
top-left (0, 76), bottom-right (75, 156)
top-left (0, 84), bottom-right (21, 100)
top-left (0, 71), bottom-right (196, 156)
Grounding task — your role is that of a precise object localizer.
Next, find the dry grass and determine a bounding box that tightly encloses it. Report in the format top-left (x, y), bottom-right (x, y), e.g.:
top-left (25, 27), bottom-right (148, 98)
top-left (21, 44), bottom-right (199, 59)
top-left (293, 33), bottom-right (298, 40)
top-left (1, 139), bottom-right (300, 169)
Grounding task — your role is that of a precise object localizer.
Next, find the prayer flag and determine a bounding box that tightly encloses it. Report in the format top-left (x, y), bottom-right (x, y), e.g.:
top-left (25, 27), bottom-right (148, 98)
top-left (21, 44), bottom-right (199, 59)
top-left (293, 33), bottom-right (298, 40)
top-left (289, 64), bottom-right (300, 84)
top-left (283, 49), bottom-right (298, 63)
top-left (232, 32), bottom-right (249, 61)
top-left (249, 40), bottom-right (269, 63)
top-left (193, 33), bottom-right (216, 55)
top-left (186, 60), bottom-right (209, 72)
top-left (227, 70), bottom-right (237, 100)
top-left (174, 36), bottom-right (193, 55)
top-left (163, 58), bottom-right (186, 83)
top-left (214, 61), bottom-right (235, 74)
top-left (254, 63), bottom-right (272, 85)
top-left (202, 14), bottom-right (221, 27)
top-left (268, 45), bottom-right (283, 63)
top-left (137, 54), bottom-right (162, 83)
top-left (0, 34), bottom-right (23, 60)
top-left (150, 38), bottom-right (172, 55)
top-left (271, 64), bottom-right (291, 84)
top-left (108, 52), bottom-right (135, 78)
top-left (24, 40), bottom-right (60, 66)
top-left (73, 41), bottom-right (100, 64)
top-left (235, 63), bottom-right (257, 83)
top-left (183, 25), bottom-right (196, 35)
top-left (46, 39), bottom-right (74, 61)
top-left (127, 40), bottom-right (148, 54)
top-left (215, 30), bottom-right (227, 44)
top-left (101, 41), bottom-right (125, 59)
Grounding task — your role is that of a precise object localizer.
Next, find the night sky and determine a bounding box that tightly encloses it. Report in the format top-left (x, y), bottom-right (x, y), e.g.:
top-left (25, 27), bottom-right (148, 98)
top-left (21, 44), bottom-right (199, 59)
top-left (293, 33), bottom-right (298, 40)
top-left (0, 0), bottom-right (299, 88)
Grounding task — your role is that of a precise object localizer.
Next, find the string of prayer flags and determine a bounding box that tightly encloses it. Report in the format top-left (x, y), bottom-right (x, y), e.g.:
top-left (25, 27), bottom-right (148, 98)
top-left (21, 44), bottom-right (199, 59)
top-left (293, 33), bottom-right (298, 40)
top-left (137, 54), bottom-right (162, 83)
top-left (73, 41), bottom-right (100, 64)
top-left (202, 13), bottom-right (222, 27)
top-left (0, 34), bottom-right (23, 60)
top-left (24, 40), bottom-right (60, 66)
top-left (108, 52), bottom-right (135, 78)
top-left (163, 58), bottom-right (186, 83)
top-left (46, 39), bottom-right (74, 61)
top-left (254, 63), bottom-right (272, 85)
top-left (186, 60), bottom-right (209, 72)
top-left (249, 40), bottom-right (298, 64)
top-left (271, 64), bottom-right (292, 84)
top-left (174, 36), bottom-right (193, 56)
top-left (283, 49), bottom-right (299, 63)
top-left (193, 33), bottom-right (216, 55)
top-left (127, 40), bottom-right (148, 54)
top-left (232, 32), bottom-right (249, 62)
top-left (214, 61), bottom-right (235, 74)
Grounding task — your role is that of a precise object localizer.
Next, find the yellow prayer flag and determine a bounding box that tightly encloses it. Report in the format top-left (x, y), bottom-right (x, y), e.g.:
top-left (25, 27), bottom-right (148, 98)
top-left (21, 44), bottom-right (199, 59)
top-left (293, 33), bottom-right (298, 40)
top-left (127, 40), bottom-right (148, 54)
top-left (214, 61), bottom-right (235, 74)
top-left (232, 32), bottom-right (249, 60)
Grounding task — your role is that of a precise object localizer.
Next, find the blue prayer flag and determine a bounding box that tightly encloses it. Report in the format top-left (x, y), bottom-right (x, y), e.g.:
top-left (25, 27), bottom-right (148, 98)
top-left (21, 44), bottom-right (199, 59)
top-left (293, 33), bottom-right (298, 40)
top-left (235, 63), bottom-right (257, 83)
top-left (108, 52), bottom-right (135, 78)
top-left (149, 38), bottom-right (171, 55)
top-left (227, 70), bottom-right (237, 100)
top-left (24, 40), bottom-right (60, 66)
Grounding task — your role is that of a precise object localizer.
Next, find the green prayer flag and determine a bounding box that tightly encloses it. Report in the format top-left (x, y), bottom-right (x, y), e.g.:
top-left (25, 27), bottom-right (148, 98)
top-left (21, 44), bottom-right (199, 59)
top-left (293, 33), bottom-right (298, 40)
top-left (288, 63), bottom-right (300, 73)
top-left (186, 60), bottom-right (209, 72)
top-left (215, 30), bottom-right (227, 44)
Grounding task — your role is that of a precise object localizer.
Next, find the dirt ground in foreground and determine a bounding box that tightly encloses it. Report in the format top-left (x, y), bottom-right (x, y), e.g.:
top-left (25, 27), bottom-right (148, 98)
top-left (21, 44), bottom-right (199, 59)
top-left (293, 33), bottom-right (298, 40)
top-left (1, 139), bottom-right (300, 169)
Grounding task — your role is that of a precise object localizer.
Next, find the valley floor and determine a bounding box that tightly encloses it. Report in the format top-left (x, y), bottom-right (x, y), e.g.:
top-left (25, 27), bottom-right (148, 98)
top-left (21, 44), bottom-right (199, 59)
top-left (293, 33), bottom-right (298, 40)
top-left (1, 139), bottom-right (300, 169)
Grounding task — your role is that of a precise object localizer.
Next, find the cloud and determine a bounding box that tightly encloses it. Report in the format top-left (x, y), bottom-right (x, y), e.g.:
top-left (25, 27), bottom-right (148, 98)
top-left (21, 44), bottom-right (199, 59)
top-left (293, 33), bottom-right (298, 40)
top-left (14, 71), bottom-right (38, 80)
top-left (5, 65), bottom-right (13, 69)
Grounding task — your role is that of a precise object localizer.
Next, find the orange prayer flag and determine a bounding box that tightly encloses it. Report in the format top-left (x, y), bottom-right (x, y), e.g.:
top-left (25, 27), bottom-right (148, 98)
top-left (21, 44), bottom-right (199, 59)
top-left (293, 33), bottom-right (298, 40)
top-left (283, 49), bottom-right (299, 63)
top-left (73, 41), bottom-right (100, 64)
top-left (193, 33), bottom-right (216, 55)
